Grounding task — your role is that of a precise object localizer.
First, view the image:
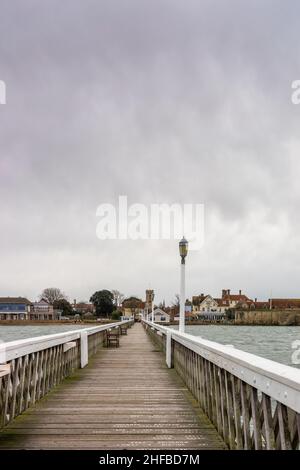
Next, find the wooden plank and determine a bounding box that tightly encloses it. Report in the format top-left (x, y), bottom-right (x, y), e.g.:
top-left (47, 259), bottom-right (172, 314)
top-left (0, 324), bottom-right (227, 450)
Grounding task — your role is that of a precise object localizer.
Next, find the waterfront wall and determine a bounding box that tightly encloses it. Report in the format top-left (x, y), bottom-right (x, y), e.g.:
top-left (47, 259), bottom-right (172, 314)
top-left (235, 309), bottom-right (300, 325)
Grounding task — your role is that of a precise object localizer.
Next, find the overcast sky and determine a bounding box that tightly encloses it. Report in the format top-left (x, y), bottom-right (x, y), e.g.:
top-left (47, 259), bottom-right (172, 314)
top-left (1, 0), bottom-right (300, 304)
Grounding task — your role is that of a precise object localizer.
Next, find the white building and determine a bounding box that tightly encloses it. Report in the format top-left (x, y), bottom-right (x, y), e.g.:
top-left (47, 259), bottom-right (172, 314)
top-left (192, 294), bottom-right (226, 319)
top-left (152, 308), bottom-right (170, 323)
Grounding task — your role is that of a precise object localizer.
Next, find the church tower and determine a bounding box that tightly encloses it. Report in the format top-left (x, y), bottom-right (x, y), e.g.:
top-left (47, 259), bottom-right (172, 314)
top-left (145, 289), bottom-right (154, 318)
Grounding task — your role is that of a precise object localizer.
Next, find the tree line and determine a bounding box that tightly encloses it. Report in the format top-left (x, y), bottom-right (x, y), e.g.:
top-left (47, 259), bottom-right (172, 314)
top-left (39, 287), bottom-right (125, 319)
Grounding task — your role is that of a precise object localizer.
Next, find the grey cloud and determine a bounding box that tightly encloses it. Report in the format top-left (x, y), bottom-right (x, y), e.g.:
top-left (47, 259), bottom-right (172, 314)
top-left (1, 0), bottom-right (300, 302)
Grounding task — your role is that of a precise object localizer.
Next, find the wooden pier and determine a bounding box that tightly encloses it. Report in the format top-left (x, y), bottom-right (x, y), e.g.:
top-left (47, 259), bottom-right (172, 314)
top-left (0, 323), bottom-right (226, 450)
top-left (1, 319), bottom-right (300, 450)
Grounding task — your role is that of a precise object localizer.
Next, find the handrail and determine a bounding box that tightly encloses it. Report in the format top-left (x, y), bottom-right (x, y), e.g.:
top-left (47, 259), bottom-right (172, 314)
top-left (0, 319), bottom-right (133, 429)
top-left (145, 321), bottom-right (300, 413)
top-left (143, 320), bottom-right (300, 412)
top-left (0, 320), bottom-right (129, 362)
top-left (143, 320), bottom-right (300, 450)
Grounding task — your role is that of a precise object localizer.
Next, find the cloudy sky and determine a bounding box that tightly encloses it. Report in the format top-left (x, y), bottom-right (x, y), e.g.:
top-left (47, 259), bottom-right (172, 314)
top-left (1, 0), bottom-right (300, 304)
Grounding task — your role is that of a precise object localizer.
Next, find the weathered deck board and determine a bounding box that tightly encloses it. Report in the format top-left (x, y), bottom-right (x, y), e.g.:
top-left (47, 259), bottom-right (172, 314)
top-left (0, 323), bottom-right (227, 450)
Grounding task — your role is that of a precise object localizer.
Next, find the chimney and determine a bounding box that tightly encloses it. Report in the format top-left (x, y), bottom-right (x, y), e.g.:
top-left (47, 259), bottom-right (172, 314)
top-left (239, 290), bottom-right (242, 295)
top-left (222, 289), bottom-right (226, 298)
top-left (74, 299), bottom-right (76, 306)
top-left (227, 289), bottom-right (230, 295)
top-left (255, 298), bottom-right (257, 302)
top-left (201, 293), bottom-right (204, 296)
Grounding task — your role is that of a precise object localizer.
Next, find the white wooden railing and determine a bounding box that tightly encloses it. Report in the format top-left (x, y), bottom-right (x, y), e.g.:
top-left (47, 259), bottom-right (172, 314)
top-left (0, 320), bottom-right (133, 429)
top-left (142, 320), bottom-right (300, 450)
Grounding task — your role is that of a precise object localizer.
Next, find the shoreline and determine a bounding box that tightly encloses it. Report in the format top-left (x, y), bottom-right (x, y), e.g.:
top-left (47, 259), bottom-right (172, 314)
top-left (0, 320), bottom-right (116, 326)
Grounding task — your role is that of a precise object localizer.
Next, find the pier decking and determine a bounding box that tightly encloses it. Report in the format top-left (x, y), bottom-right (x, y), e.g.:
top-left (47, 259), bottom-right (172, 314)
top-left (0, 323), bottom-right (226, 450)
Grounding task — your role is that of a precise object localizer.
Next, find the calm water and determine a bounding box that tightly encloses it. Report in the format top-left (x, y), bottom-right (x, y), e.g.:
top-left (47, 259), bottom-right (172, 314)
top-left (1, 324), bottom-right (300, 368)
top-left (0, 324), bottom-right (88, 343)
top-left (172, 325), bottom-right (300, 368)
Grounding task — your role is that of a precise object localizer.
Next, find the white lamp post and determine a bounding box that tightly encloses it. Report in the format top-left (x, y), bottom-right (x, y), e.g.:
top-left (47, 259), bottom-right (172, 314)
top-left (179, 237), bottom-right (188, 333)
top-left (151, 291), bottom-right (155, 322)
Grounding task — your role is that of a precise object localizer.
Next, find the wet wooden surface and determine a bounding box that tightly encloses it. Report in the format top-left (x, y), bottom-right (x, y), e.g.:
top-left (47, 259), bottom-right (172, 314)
top-left (0, 323), bottom-right (227, 450)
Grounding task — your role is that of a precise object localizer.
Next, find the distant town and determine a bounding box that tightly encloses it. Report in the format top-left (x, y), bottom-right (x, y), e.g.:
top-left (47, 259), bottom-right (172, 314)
top-left (1, 287), bottom-right (300, 325)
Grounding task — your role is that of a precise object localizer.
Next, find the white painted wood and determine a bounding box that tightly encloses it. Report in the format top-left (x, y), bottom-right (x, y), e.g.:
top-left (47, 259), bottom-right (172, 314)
top-left (143, 320), bottom-right (300, 413)
top-left (0, 320), bottom-right (130, 361)
top-left (80, 331), bottom-right (88, 368)
top-left (179, 262), bottom-right (185, 333)
top-left (0, 364), bottom-right (10, 377)
top-left (63, 341), bottom-right (77, 353)
top-left (166, 332), bottom-right (172, 368)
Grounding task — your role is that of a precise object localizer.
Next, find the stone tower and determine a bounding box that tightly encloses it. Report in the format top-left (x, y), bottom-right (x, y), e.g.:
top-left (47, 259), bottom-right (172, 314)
top-left (145, 289), bottom-right (154, 316)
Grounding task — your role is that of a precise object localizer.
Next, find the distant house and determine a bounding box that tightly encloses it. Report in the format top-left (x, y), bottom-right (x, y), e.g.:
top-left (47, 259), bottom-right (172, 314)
top-left (185, 300), bottom-right (192, 313)
top-left (173, 311), bottom-right (198, 322)
top-left (191, 289), bottom-right (253, 319)
top-left (72, 301), bottom-right (95, 315)
top-left (153, 308), bottom-right (170, 323)
top-left (198, 295), bottom-right (220, 314)
top-left (269, 299), bottom-right (300, 309)
top-left (192, 294), bottom-right (226, 318)
top-left (234, 297), bottom-right (300, 311)
top-left (31, 299), bottom-right (59, 320)
top-left (122, 297), bottom-right (145, 320)
top-left (169, 300), bottom-right (194, 322)
top-left (164, 305), bottom-right (178, 322)
top-left (221, 289), bottom-right (252, 309)
top-left (0, 297), bottom-right (32, 320)
top-left (192, 294), bottom-right (206, 313)
top-left (252, 301), bottom-right (269, 309)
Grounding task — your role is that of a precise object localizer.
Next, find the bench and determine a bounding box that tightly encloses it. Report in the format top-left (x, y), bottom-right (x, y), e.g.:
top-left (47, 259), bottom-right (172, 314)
top-left (105, 328), bottom-right (120, 348)
top-left (119, 325), bottom-right (128, 335)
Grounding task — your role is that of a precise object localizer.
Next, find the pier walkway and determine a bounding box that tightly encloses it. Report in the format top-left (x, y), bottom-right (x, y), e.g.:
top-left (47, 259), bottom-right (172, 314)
top-left (0, 323), bottom-right (226, 450)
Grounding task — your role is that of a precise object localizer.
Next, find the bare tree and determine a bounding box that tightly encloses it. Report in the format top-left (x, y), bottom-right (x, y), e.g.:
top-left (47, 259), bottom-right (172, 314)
top-left (40, 287), bottom-right (66, 304)
top-left (111, 289), bottom-right (125, 308)
top-left (172, 294), bottom-right (180, 307)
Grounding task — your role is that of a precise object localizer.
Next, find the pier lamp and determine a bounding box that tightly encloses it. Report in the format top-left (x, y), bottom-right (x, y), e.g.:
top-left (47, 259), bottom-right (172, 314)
top-left (179, 237), bottom-right (188, 333)
top-left (151, 291), bottom-right (155, 323)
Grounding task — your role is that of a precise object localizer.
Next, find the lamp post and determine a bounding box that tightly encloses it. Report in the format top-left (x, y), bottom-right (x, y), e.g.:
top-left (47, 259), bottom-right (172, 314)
top-left (151, 299), bottom-right (154, 322)
top-left (179, 237), bottom-right (188, 333)
top-left (151, 291), bottom-right (155, 323)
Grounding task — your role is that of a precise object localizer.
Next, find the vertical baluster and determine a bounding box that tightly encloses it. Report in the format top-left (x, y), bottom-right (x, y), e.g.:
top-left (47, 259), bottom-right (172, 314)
top-left (213, 365), bottom-right (222, 435)
top-left (18, 354), bottom-right (27, 414)
top-left (231, 375), bottom-right (243, 449)
top-left (261, 393), bottom-right (275, 449)
top-left (224, 370), bottom-right (235, 449)
top-left (250, 387), bottom-right (262, 449)
top-left (219, 368), bottom-right (227, 443)
top-left (1, 372), bottom-right (10, 427)
top-left (10, 357), bottom-right (21, 420)
top-left (277, 403), bottom-right (292, 450)
top-left (37, 350), bottom-right (44, 400)
top-left (240, 381), bottom-right (252, 449)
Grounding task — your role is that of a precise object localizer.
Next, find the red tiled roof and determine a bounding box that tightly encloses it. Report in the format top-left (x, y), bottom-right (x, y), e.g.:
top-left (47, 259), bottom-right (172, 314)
top-left (214, 298), bottom-right (229, 306)
top-left (253, 301), bottom-right (269, 308)
top-left (270, 299), bottom-right (300, 308)
top-left (223, 294), bottom-right (251, 302)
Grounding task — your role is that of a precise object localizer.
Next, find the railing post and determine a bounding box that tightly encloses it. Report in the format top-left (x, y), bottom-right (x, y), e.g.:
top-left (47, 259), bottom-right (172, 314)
top-left (80, 331), bottom-right (88, 368)
top-left (166, 332), bottom-right (173, 368)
